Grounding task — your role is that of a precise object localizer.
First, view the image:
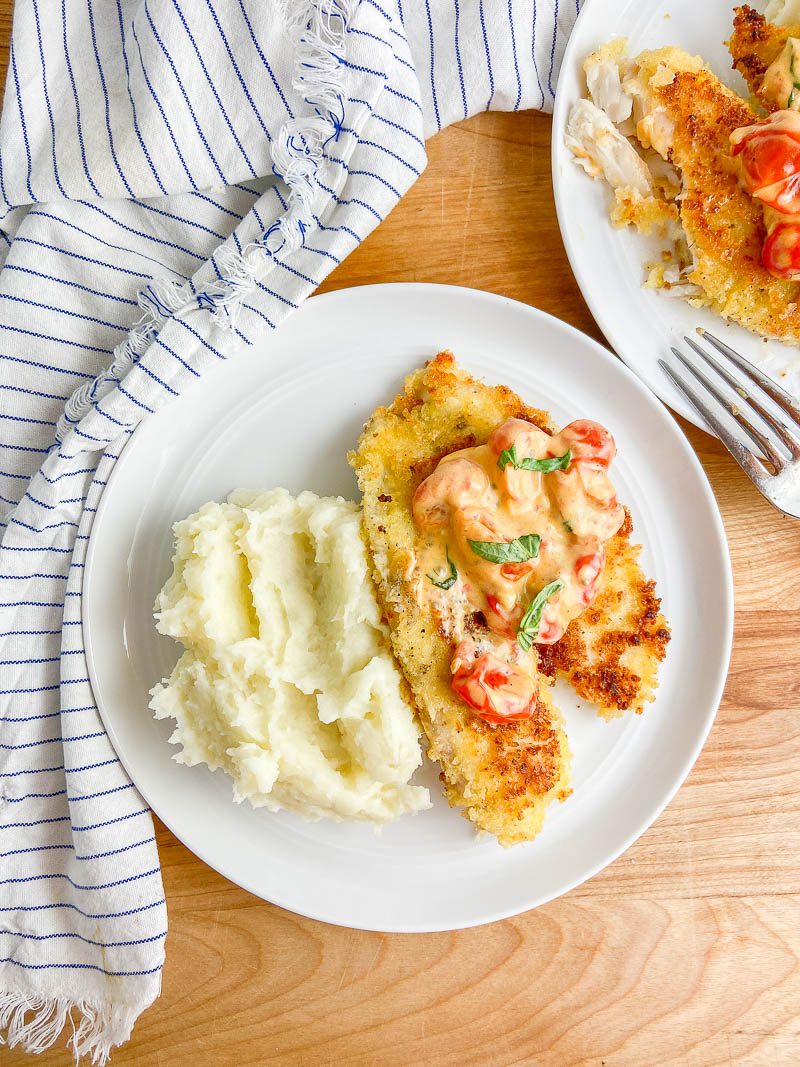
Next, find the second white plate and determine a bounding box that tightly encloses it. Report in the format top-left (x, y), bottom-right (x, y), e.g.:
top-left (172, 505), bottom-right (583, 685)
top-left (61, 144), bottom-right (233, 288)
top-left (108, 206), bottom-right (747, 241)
top-left (552, 0), bottom-right (800, 430)
top-left (84, 283), bottom-right (733, 931)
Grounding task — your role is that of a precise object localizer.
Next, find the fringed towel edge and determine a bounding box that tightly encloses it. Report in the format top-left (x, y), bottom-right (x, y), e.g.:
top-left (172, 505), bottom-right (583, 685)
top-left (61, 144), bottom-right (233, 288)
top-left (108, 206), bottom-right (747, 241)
top-left (0, 990), bottom-right (146, 1065)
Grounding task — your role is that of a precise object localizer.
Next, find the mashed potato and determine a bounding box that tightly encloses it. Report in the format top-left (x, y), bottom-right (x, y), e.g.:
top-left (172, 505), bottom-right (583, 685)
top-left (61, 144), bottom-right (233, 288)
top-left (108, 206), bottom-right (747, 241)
top-left (149, 488), bottom-right (430, 824)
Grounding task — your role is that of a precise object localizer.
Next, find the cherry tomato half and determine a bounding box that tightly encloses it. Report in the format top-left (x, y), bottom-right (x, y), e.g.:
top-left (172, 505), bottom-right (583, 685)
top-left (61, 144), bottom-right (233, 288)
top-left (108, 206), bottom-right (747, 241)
top-left (560, 420), bottom-right (616, 468)
top-left (733, 130), bottom-right (800, 190)
top-left (763, 222), bottom-right (800, 280)
top-left (487, 417), bottom-right (550, 459)
top-left (731, 113), bottom-right (800, 213)
top-left (451, 652), bottom-right (537, 724)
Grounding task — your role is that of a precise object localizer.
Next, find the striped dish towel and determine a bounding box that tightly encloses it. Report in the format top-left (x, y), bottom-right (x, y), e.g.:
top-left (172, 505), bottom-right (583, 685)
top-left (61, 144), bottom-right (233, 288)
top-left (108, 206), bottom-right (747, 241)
top-left (0, 0), bottom-right (580, 1060)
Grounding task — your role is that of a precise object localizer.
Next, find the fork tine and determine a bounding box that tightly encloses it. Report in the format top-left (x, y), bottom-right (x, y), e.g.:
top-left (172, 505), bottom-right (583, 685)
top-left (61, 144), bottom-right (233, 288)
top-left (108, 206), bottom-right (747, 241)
top-left (698, 329), bottom-right (800, 431)
top-left (659, 358), bottom-right (772, 489)
top-left (670, 349), bottom-right (786, 471)
top-left (683, 336), bottom-right (800, 459)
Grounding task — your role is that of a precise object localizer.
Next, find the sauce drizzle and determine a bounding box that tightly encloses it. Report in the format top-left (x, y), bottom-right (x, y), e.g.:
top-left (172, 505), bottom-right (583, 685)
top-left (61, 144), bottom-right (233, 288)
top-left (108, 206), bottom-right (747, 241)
top-left (412, 417), bottom-right (625, 724)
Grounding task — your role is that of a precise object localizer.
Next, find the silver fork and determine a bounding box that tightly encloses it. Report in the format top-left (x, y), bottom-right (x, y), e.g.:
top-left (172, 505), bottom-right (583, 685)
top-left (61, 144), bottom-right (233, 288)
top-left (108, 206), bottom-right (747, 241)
top-left (659, 330), bottom-right (800, 519)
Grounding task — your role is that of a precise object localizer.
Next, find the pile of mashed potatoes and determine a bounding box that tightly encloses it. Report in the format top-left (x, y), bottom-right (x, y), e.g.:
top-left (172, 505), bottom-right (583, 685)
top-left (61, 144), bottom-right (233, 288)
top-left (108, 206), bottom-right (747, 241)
top-left (150, 488), bottom-right (430, 824)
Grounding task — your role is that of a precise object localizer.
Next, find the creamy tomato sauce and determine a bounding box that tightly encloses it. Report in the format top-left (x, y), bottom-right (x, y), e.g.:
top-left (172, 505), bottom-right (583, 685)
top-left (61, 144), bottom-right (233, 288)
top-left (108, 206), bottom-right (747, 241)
top-left (411, 417), bottom-right (624, 725)
top-left (762, 38), bottom-right (800, 113)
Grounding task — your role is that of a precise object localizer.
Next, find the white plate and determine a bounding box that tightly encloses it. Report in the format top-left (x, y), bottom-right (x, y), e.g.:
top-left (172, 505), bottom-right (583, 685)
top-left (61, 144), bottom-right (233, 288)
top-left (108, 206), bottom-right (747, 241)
top-left (84, 283), bottom-right (732, 932)
top-left (552, 0), bottom-right (800, 430)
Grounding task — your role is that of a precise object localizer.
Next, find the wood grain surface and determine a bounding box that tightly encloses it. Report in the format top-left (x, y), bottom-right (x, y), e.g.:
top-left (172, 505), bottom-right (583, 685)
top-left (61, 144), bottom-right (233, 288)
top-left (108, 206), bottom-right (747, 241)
top-left (3, 28), bottom-right (800, 1067)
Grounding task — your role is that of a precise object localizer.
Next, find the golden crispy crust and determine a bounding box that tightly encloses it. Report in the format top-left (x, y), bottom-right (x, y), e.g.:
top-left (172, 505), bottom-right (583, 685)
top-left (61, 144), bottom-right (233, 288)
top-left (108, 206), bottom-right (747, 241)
top-left (538, 510), bottom-right (670, 718)
top-left (633, 47), bottom-right (800, 341)
top-left (728, 5), bottom-right (797, 104)
top-left (350, 353), bottom-right (669, 844)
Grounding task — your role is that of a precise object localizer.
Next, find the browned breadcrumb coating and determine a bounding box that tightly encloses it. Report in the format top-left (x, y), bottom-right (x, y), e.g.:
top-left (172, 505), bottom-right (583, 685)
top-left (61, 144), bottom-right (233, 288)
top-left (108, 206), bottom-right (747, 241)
top-left (629, 46), bottom-right (800, 341)
top-left (350, 353), bottom-right (669, 845)
top-left (538, 510), bottom-right (670, 719)
top-left (728, 5), bottom-right (798, 105)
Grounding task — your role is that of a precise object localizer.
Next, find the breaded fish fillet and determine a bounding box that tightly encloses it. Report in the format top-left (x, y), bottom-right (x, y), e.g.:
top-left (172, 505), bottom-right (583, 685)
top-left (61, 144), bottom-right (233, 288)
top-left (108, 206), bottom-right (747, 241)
top-left (350, 354), bottom-right (669, 844)
top-left (728, 4), bottom-right (798, 104)
top-left (623, 46), bottom-right (800, 341)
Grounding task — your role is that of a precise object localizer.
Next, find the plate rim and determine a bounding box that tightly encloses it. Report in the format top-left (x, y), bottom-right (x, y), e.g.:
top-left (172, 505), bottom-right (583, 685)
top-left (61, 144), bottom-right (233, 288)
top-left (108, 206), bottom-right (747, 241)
top-left (83, 281), bottom-right (734, 931)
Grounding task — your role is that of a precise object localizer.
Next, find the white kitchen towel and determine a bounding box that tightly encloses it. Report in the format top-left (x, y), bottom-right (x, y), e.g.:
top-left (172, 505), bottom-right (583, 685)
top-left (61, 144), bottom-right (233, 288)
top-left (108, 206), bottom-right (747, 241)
top-left (0, 0), bottom-right (581, 1061)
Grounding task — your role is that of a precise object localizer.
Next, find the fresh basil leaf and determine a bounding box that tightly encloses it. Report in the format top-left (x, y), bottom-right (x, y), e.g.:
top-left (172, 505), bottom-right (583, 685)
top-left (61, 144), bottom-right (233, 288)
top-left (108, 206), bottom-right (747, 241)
top-left (516, 533), bottom-right (541, 557)
top-left (518, 450), bottom-right (572, 473)
top-left (427, 547), bottom-right (458, 590)
top-left (517, 579), bottom-right (563, 651)
top-left (497, 443), bottom-right (519, 472)
top-left (468, 533), bottom-right (541, 565)
top-left (497, 442), bottom-right (572, 474)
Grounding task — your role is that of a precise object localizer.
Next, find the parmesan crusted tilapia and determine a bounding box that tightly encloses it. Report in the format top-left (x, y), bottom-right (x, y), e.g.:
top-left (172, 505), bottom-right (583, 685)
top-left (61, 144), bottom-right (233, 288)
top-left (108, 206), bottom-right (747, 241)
top-left (350, 354), bottom-right (669, 846)
top-left (567, 40), bottom-right (800, 343)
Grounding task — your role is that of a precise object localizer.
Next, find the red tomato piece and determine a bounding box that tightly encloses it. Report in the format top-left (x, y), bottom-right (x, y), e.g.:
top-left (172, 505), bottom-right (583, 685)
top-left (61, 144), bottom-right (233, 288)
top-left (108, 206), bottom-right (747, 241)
top-left (451, 652), bottom-right (537, 724)
top-left (536, 613), bottom-right (564, 644)
top-left (575, 550), bottom-right (605, 606)
top-left (734, 130), bottom-right (800, 193)
top-left (499, 559), bottom-right (537, 581)
top-left (485, 594), bottom-right (519, 637)
top-left (487, 417), bottom-right (550, 458)
top-left (560, 420), bottom-right (616, 468)
top-left (763, 222), bottom-right (800, 280)
top-left (759, 172), bottom-right (800, 215)
top-left (731, 112), bottom-right (800, 213)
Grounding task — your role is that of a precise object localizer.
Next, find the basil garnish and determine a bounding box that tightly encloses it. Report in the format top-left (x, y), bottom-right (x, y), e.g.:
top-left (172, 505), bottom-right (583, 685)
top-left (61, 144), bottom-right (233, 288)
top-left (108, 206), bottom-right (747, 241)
top-left (517, 579), bottom-right (563, 651)
top-left (562, 518), bottom-right (573, 533)
top-left (468, 533), bottom-right (540, 565)
top-left (497, 443), bottom-right (572, 474)
top-left (427, 547), bottom-right (458, 590)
